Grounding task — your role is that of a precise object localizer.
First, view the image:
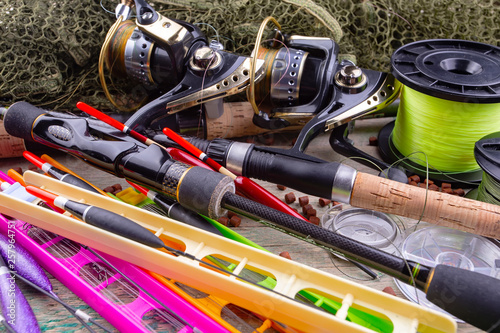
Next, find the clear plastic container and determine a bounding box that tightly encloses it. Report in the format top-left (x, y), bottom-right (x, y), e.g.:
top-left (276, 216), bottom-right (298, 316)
top-left (321, 206), bottom-right (403, 254)
top-left (394, 226), bottom-right (500, 321)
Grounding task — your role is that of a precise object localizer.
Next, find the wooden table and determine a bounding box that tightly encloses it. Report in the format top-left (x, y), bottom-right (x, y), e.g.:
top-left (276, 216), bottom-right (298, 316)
top-left (0, 117), bottom-right (483, 332)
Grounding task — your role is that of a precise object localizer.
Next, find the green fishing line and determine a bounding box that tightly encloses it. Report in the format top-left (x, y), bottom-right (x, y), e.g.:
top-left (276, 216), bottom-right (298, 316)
top-left (477, 173), bottom-right (500, 205)
top-left (392, 86), bottom-right (500, 173)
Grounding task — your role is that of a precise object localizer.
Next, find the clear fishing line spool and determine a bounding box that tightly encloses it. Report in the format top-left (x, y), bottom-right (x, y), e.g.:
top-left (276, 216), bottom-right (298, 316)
top-left (378, 39), bottom-right (500, 186)
top-left (321, 206), bottom-right (403, 255)
top-left (394, 226), bottom-right (500, 322)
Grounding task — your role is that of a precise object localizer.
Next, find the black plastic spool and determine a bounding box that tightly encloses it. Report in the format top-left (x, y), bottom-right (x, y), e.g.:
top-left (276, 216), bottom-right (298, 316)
top-left (378, 39), bottom-right (500, 186)
top-left (467, 132), bottom-right (500, 200)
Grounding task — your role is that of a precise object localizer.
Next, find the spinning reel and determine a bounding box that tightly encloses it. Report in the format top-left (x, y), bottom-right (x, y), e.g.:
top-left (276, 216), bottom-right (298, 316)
top-left (103, 0), bottom-right (400, 156)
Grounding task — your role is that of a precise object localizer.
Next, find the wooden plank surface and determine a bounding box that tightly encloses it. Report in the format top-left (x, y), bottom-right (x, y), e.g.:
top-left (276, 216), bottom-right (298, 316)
top-left (0, 117), bottom-right (484, 332)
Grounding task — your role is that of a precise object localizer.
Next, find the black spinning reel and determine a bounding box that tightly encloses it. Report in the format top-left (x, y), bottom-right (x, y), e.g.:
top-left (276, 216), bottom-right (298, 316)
top-left (103, 0), bottom-right (400, 158)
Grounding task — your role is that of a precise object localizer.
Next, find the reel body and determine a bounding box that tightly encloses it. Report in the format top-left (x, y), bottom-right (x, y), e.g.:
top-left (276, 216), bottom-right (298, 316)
top-left (104, 1), bottom-right (399, 155)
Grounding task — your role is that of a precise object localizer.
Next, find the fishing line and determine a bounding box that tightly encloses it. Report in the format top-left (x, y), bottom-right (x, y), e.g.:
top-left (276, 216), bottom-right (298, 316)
top-left (135, 201), bottom-right (279, 332)
top-left (477, 173), bottom-right (500, 205)
top-left (99, 14), bottom-right (146, 112)
top-left (197, 55), bottom-right (217, 138)
top-left (248, 16), bottom-right (281, 116)
top-left (0, 315), bottom-right (16, 333)
top-left (194, 22), bottom-right (220, 44)
top-left (6, 269), bottom-right (107, 333)
top-left (322, 207), bottom-right (404, 282)
top-left (100, 0), bottom-right (116, 16)
top-left (24, 223), bottom-right (188, 332)
top-left (379, 39), bottom-right (500, 185)
top-left (81, 244), bottom-right (195, 330)
top-left (473, 134), bottom-right (500, 205)
top-left (392, 87), bottom-right (500, 172)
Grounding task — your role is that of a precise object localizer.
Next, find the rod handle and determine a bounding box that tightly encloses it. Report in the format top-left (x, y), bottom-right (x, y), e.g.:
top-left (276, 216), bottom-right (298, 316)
top-left (426, 264), bottom-right (500, 332)
top-left (246, 150), bottom-right (341, 199)
top-left (350, 172), bottom-right (500, 239)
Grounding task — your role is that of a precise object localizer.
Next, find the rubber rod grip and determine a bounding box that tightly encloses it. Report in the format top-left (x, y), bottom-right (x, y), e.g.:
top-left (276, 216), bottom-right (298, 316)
top-left (245, 150), bottom-right (340, 199)
top-left (426, 265), bottom-right (500, 332)
top-left (350, 172), bottom-right (500, 239)
top-left (3, 101), bottom-right (45, 141)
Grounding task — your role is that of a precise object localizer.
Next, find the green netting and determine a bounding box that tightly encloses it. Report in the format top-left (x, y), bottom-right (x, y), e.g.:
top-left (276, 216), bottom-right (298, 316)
top-left (1, 0), bottom-right (499, 111)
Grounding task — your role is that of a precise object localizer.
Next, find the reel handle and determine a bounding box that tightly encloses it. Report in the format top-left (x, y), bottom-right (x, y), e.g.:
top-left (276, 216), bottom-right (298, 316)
top-left (426, 265), bottom-right (500, 332)
top-left (351, 172), bottom-right (500, 239)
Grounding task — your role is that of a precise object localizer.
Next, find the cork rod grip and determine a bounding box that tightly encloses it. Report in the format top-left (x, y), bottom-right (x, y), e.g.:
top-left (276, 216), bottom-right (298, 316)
top-left (350, 172), bottom-right (500, 239)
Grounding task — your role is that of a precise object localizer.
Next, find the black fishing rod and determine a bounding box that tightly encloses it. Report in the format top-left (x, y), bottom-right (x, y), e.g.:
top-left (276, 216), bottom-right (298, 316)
top-left (2, 101), bottom-right (500, 331)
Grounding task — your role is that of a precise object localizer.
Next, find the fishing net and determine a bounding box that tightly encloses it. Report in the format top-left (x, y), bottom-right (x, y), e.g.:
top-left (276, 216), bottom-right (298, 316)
top-left (1, 0), bottom-right (499, 111)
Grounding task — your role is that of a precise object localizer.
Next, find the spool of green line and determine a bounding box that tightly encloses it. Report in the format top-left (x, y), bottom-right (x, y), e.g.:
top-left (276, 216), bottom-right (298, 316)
top-left (378, 39), bottom-right (500, 186)
top-left (470, 133), bottom-right (500, 205)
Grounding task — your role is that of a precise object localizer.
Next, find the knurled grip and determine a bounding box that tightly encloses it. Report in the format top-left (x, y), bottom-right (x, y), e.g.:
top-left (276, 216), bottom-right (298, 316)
top-left (162, 162), bottom-right (190, 197)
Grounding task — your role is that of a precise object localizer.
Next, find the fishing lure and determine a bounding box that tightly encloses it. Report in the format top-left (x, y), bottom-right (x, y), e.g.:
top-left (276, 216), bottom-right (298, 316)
top-left (23, 151), bottom-right (102, 194)
top-left (0, 179), bottom-right (227, 332)
top-left (6, 171), bottom-right (457, 333)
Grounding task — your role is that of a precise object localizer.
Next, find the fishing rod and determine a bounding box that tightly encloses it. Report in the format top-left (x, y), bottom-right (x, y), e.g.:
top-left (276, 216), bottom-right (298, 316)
top-left (160, 125), bottom-right (377, 278)
top-left (21, 168), bottom-right (500, 331)
top-left (77, 101), bottom-right (306, 221)
top-left (2, 171), bottom-right (457, 333)
top-left (2, 102), bottom-right (500, 329)
top-left (2, 101), bottom-right (500, 240)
